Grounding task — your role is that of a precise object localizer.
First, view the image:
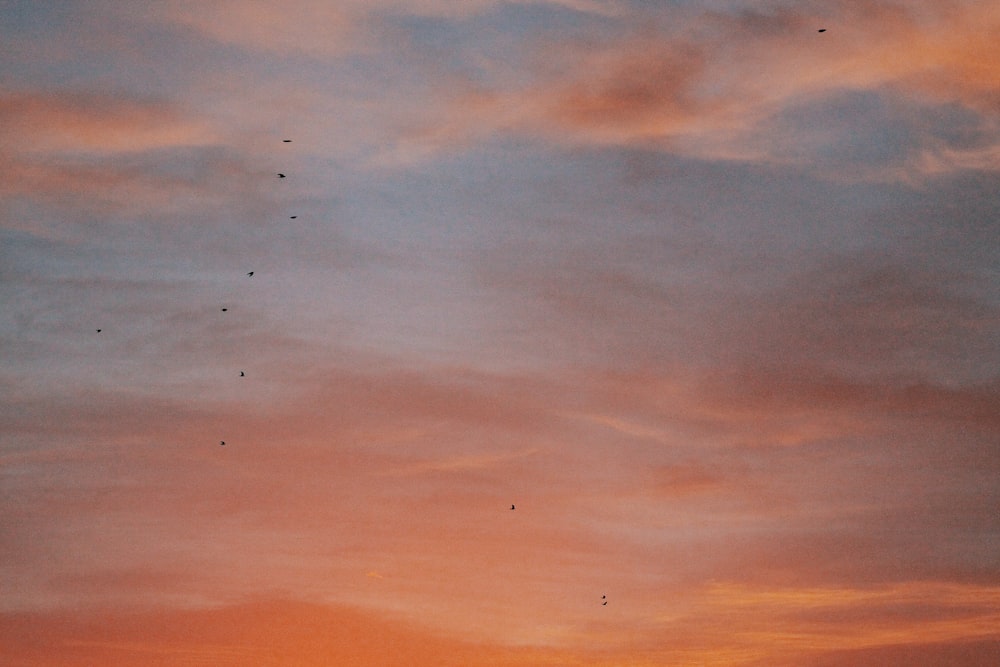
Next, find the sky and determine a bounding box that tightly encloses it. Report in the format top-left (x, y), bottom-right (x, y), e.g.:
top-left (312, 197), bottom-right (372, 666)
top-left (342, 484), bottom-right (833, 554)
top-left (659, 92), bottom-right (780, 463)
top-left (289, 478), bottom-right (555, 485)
top-left (1, 0), bottom-right (999, 664)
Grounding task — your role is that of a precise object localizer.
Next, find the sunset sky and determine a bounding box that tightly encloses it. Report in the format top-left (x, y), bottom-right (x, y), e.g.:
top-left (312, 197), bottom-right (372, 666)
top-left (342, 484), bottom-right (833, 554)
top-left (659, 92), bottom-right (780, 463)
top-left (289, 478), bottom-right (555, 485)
top-left (2, 1), bottom-right (999, 664)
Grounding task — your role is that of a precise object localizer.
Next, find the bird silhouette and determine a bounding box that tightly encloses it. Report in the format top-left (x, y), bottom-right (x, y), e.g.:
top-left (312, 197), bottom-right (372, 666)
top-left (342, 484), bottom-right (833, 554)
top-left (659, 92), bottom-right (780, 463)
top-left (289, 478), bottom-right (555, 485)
top-left (282, 139), bottom-right (292, 143)
top-left (96, 329), bottom-right (102, 333)
top-left (602, 601), bottom-right (607, 606)
top-left (221, 307), bottom-right (228, 312)
top-left (277, 173), bottom-right (286, 178)
top-left (220, 441), bottom-right (226, 446)
top-left (290, 216), bottom-right (297, 219)
top-left (818, 28), bottom-right (826, 32)
top-left (240, 371), bottom-right (245, 377)
top-left (511, 504), bottom-right (516, 510)
top-left (247, 271), bottom-right (254, 277)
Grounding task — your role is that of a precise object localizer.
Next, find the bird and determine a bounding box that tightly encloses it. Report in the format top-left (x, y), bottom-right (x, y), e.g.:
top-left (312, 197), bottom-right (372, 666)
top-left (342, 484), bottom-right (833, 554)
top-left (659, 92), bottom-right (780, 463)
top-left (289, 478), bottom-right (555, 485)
top-left (282, 139), bottom-right (292, 143)
top-left (602, 600), bottom-right (607, 606)
top-left (221, 307), bottom-right (228, 312)
top-left (289, 216), bottom-right (297, 219)
top-left (277, 173), bottom-right (286, 178)
top-left (240, 371), bottom-right (245, 377)
top-left (220, 440), bottom-right (226, 446)
top-left (510, 504), bottom-right (516, 510)
top-left (96, 329), bottom-right (102, 333)
top-left (247, 271), bottom-right (254, 277)
top-left (817, 28), bottom-right (826, 32)
top-left (602, 595), bottom-right (606, 599)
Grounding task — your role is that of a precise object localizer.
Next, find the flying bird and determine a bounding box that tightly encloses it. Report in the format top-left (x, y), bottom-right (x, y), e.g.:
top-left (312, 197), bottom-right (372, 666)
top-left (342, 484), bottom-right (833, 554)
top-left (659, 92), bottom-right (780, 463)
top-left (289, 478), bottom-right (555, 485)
top-left (282, 139), bottom-right (292, 143)
top-left (220, 441), bottom-right (226, 446)
top-left (277, 173), bottom-right (286, 178)
top-left (247, 271), bottom-right (254, 277)
top-left (290, 216), bottom-right (297, 219)
top-left (96, 329), bottom-right (102, 333)
top-left (602, 601), bottom-right (607, 606)
top-left (511, 504), bottom-right (516, 510)
top-left (221, 307), bottom-right (228, 312)
top-left (817, 28), bottom-right (826, 32)
top-left (240, 371), bottom-right (245, 377)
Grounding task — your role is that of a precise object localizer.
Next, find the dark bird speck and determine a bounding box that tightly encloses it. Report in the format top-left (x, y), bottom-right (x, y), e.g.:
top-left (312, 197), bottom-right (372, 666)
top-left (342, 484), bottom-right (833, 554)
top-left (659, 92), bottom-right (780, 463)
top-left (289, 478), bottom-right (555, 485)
top-left (240, 371), bottom-right (245, 377)
top-left (290, 216), bottom-right (297, 219)
top-left (277, 173), bottom-right (286, 178)
top-left (247, 271), bottom-right (254, 277)
top-left (220, 441), bottom-right (226, 446)
top-left (283, 139), bottom-right (292, 143)
top-left (818, 28), bottom-right (826, 32)
top-left (221, 308), bottom-right (228, 312)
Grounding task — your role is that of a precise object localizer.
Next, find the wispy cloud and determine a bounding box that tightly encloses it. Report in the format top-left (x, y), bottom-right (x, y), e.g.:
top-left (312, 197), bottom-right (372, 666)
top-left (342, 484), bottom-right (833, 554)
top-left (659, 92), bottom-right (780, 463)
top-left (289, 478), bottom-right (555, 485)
top-left (380, 1), bottom-right (1000, 179)
top-left (385, 447), bottom-right (540, 476)
top-left (0, 90), bottom-right (212, 155)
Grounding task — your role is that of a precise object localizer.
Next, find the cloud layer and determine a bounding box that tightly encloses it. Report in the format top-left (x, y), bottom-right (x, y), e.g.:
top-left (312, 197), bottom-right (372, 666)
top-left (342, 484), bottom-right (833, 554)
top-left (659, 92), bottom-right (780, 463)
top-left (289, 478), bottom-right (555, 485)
top-left (2, 0), bottom-right (998, 664)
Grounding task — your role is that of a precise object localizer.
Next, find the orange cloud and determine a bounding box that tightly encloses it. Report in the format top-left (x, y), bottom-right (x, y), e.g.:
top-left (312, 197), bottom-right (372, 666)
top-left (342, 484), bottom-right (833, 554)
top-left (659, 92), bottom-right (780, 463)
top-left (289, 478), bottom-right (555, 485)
top-left (5, 584), bottom-right (998, 666)
top-left (0, 598), bottom-right (577, 666)
top-left (0, 90), bottom-right (211, 155)
top-left (386, 2), bottom-right (1000, 179)
top-left (0, 90), bottom-right (279, 241)
top-left (669, 581), bottom-right (1000, 664)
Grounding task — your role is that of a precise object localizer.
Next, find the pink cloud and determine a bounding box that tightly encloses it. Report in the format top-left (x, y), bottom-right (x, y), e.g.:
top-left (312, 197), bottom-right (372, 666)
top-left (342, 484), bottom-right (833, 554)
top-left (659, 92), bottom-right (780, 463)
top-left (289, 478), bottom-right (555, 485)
top-left (382, 1), bottom-right (1000, 178)
top-left (0, 90), bottom-right (212, 155)
top-left (164, 0), bottom-right (357, 56)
